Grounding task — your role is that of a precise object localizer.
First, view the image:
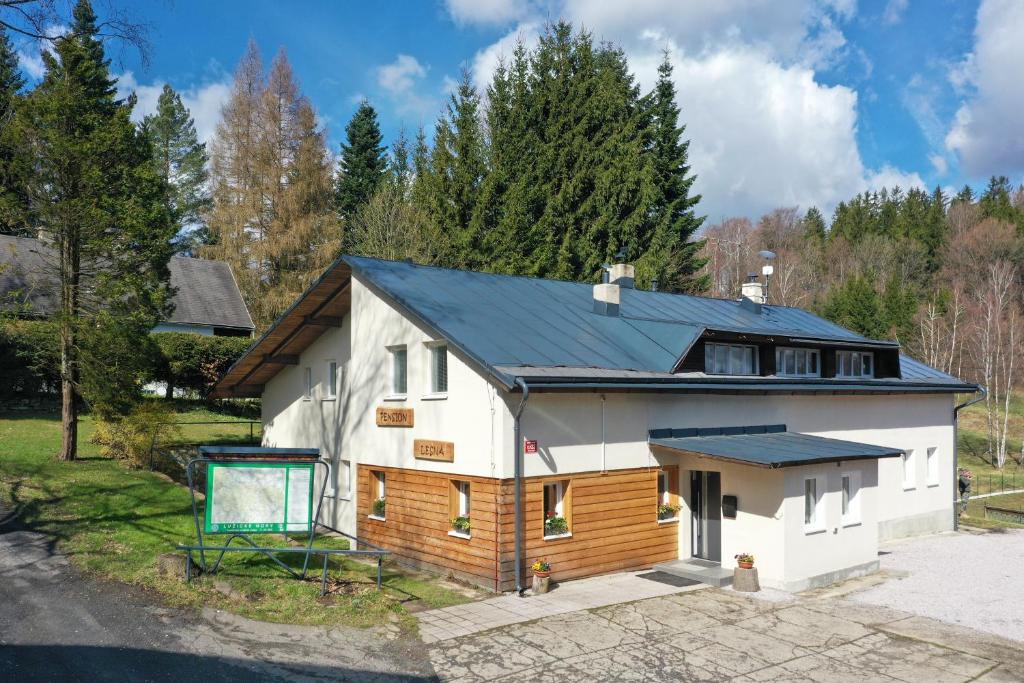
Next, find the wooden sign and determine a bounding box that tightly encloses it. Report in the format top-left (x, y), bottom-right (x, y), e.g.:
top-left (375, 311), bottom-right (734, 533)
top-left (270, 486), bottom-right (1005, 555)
top-left (376, 406), bottom-right (414, 427)
top-left (414, 439), bottom-right (455, 462)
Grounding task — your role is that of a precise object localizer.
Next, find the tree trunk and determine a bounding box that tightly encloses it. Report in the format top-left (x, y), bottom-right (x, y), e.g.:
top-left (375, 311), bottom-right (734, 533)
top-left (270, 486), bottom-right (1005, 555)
top-left (58, 227), bottom-right (80, 462)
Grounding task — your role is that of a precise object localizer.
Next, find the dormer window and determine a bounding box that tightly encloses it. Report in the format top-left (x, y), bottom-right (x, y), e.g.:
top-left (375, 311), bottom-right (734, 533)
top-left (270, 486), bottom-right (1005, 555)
top-left (836, 350), bottom-right (873, 378)
top-left (776, 347), bottom-right (820, 377)
top-left (704, 342), bottom-right (758, 375)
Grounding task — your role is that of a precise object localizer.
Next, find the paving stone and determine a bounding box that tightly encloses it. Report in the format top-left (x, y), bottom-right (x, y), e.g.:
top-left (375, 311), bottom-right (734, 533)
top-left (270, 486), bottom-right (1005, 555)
top-left (697, 623), bottom-right (814, 665)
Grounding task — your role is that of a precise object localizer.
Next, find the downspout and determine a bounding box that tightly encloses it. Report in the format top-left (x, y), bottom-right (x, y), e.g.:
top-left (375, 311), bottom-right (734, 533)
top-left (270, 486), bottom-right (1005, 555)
top-left (601, 394), bottom-right (607, 473)
top-left (512, 377), bottom-right (530, 596)
top-left (953, 387), bottom-right (986, 531)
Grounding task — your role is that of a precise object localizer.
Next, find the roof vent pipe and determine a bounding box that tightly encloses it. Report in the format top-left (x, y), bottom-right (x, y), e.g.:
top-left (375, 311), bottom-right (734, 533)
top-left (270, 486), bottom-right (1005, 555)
top-left (651, 278), bottom-right (659, 292)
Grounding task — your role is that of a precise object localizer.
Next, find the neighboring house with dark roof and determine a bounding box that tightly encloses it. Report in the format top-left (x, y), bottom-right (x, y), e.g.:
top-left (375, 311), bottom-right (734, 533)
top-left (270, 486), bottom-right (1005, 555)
top-left (0, 235), bottom-right (254, 337)
top-left (212, 255), bottom-right (978, 593)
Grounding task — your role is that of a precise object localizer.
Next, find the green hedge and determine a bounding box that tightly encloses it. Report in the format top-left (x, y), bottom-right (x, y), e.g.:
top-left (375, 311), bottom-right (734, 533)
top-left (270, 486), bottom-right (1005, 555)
top-left (0, 319), bottom-right (60, 401)
top-left (151, 332), bottom-right (252, 398)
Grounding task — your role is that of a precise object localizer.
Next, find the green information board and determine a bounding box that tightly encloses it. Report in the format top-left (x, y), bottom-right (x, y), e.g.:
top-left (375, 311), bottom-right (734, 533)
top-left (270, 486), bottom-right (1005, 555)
top-left (204, 462), bottom-right (314, 534)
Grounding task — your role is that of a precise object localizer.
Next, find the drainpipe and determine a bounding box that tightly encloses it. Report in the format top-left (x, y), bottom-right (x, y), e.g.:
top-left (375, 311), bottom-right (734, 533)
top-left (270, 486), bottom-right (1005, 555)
top-left (513, 377), bottom-right (530, 596)
top-left (953, 387), bottom-right (986, 531)
top-left (601, 394), bottom-right (607, 473)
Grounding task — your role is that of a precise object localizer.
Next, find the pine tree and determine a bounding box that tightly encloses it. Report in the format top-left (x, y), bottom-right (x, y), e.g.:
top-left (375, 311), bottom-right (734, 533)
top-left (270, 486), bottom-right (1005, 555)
top-left (18, 0), bottom-right (174, 460)
top-left (140, 84), bottom-right (210, 254)
top-left (821, 276), bottom-right (886, 340)
top-left (204, 44), bottom-right (339, 329)
top-left (802, 206), bottom-right (827, 243)
top-left (0, 26), bottom-right (28, 235)
top-left (387, 127), bottom-right (412, 196)
top-left (643, 53), bottom-right (706, 292)
top-left (979, 175), bottom-right (1024, 231)
top-left (335, 99), bottom-right (387, 218)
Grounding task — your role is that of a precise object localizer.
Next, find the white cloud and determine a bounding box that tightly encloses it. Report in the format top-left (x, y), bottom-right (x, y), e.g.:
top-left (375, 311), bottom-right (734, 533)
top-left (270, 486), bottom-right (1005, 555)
top-left (882, 0), bottom-right (909, 26)
top-left (864, 165), bottom-right (926, 192)
top-left (444, 0), bottom-right (536, 26)
top-left (17, 50), bottom-right (46, 79)
top-left (929, 154), bottom-right (948, 175)
top-left (376, 54), bottom-right (440, 119)
top-left (945, 0), bottom-right (1024, 177)
top-left (115, 72), bottom-right (232, 144)
top-left (470, 21), bottom-right (542, 88)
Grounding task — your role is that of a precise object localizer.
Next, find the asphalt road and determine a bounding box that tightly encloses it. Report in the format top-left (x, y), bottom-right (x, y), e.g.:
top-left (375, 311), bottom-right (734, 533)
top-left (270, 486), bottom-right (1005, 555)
top-left (0, 503), bottom-right (434, 682)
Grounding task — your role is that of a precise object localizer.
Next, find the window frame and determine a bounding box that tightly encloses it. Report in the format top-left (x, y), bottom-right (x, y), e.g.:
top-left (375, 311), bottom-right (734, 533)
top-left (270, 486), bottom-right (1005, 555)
top-left (657, 466), bottom-right (680, 523)
top-left (302, 366), bottom-right (313, 400)
top-left (448, 479), bottom-right (472, 539)
top-left (926, 447), bottom-right (939, 487)
top-left (775, 347), bottom-right (821, 377)
top-left (324, 360), bottom-right (338, 400)
top-left (841, 470), bottom-right (861, 526)
top-left (368, 470), bottom-right (386, 520)
top-left (835, 350), bottom-right (875, 378)
top-left (542, 479), bottom-right (572, 539)
top-left (704, 342), bottom-right (759, 376)
top-left (337, 458), bottom-right (352, 499)
top-left (427, 343), bottom-right (449, 397)
top-left (803, 475), bottom-right (826, 534)
top-left (387, 345), bottom-right (408, 399)
top-left (902, 449), bottom-right (916, 490)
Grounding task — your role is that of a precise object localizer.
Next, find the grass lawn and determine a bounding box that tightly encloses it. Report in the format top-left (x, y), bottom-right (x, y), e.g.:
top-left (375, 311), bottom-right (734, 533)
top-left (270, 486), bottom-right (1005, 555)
top-left (961, 491), bottom-right (1024, 531)
top-left (0, 406), bottom-right (480, 629)
top-left (958, 397), bottom-right (1024, 496)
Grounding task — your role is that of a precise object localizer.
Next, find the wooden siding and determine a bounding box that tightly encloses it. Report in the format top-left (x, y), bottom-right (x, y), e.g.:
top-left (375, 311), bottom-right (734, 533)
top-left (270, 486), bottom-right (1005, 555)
top-left (356, 465), bottom-right (504, 591)
top-left (357, 465), bottom-right (679, 592)
top-left (496, 468), bottom-right (679, 591)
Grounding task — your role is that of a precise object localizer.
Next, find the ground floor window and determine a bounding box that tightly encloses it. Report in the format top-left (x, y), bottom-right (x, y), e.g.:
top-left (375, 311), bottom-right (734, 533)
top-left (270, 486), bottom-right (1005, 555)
top-left (370, 470), bottom-right (386, 519)
top-left (804, 475), bottom-right (825, 533)
top-left (902, 449), bottom-right (916, 490)
top-left (449, 480), bottom-right (471, 537)
top-left (841, 471), bottom-right (861, 526)
top-left (657, 466), bottom-right (680, 521)
top-left (543, 480), bottom-right (571, 538)
top-left (926, 447), bottom-right (939, 486)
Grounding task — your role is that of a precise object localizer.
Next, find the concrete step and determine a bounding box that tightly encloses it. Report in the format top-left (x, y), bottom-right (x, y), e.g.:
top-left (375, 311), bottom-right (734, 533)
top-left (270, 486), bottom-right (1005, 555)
top-left (652, 559), bottom-right (734, 587)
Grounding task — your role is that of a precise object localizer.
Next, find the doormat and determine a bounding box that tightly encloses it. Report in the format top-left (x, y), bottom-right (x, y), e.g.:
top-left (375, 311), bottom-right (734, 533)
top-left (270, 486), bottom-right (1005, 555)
top-left (636, 571), bottom-right (701, 587)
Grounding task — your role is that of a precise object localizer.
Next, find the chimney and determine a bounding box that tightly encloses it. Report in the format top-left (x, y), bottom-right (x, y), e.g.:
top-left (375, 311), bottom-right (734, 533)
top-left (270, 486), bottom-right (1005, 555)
top-left (593, 282), bottom-right (620, 316)
top-left (608, 263), bottom-right (634, 289)
top-left (740, 273), bottom-right (764, 314)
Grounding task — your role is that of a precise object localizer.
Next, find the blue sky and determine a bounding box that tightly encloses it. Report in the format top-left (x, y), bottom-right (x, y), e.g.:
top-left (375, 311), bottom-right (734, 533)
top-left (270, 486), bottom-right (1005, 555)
top-left (12, 0), bottom-right (1024, 221)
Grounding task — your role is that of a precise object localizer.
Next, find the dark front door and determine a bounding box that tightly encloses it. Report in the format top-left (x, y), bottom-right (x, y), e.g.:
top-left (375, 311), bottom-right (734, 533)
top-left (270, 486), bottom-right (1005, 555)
top-left (691, 471), bottom-right (721, 562)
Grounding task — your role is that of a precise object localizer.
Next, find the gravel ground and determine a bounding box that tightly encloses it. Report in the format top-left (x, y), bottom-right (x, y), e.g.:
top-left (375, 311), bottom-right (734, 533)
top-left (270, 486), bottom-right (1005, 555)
top-left (850, 530), bottom-right (1024, 642)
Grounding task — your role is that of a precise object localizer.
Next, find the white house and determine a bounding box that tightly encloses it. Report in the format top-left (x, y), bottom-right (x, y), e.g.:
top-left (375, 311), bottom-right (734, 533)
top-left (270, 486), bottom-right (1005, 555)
top-left (212, 255), bottom-right (977, 593)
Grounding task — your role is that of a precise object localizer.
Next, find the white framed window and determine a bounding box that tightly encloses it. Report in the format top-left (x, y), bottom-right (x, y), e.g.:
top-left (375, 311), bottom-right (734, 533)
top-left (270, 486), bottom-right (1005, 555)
top-left (926, 447), bottom-right (939, 486)
top-left (803, 475), bottom-right (825, 533)
top-left (369, 470), bottom-right (386, 520)
top-left (336, 459), bottom-right (352, 498)
top-left (704, 342), bottom-right (758, 375)
top-left (775, 347), bottom-right (820, 377)
top-left (902, 449), bottom-right (916, 490)
top-left (430, 344), bottom-right (448, 394)
top-left (325, 360), bottom-right (338, 399)
top-left (388, 346), bottom-right (407, 397)
top-left (836, 350), bottom-right (874, 378)
top-left (302, 366), bottom-right (313, 400)
top-left (449, 480), bottom-right (472, 538)
top-left (457, 480), bottom-right (470, 517)
top-left (841, 471), bottom-right (861, 526)
top-left (543, 480), bottom-right (571, 538)
top-left (658, 471), bottom-right (670, 505)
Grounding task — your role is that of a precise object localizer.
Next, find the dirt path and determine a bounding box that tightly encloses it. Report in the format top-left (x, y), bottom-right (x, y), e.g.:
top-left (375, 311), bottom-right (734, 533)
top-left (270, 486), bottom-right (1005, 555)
top-left (0, 503), bottom-right (435, 682)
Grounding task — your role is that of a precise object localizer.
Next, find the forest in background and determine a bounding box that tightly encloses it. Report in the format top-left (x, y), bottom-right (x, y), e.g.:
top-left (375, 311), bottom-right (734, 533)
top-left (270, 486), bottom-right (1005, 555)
top-left (2, 11), bottom-right (1024, 467)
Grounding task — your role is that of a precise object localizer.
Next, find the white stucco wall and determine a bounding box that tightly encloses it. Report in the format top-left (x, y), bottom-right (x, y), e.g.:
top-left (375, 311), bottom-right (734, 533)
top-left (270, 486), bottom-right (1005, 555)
top-left (261, 276), bottom-right (506, 535)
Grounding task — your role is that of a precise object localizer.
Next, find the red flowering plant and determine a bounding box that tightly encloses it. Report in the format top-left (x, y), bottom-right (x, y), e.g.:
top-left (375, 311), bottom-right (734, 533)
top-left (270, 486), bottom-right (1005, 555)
top-left (544, 511), bottom-right (568, 536)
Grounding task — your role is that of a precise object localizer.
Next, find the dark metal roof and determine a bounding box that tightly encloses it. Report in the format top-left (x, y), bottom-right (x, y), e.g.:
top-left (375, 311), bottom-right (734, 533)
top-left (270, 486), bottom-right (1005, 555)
top-left (648, 424), bottom-right (904, 467)
top-left (345, 256), bottom-right (975, 393)
top-left (0, 235), bottom-right (254, 331)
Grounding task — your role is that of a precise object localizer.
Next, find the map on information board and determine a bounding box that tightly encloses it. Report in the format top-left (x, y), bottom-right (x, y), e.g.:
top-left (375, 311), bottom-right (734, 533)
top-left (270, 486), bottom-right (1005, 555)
top-left (205, 462), bottom-right (314, 534)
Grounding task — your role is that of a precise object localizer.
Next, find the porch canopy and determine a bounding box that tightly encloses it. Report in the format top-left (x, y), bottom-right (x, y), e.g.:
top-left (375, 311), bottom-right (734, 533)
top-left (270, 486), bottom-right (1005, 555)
top-left (648, 424), bottom-right (903, 468)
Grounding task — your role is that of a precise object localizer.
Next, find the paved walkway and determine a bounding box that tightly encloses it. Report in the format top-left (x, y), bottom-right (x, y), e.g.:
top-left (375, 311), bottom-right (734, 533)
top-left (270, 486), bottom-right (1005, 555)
top-left (425, 583), bottom-right (1024, 682)
top-left (417, 570), bottom-right (702, 643)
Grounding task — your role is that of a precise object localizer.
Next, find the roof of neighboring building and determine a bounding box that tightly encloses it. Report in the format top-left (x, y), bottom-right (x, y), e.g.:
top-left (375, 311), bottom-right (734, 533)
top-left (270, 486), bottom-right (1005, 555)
top-left (648, 424), bottom-right (904, 467)
top-left (0, 235), bottom-right (254, 331)
top-left (211, 254), bottom-right (978, 397)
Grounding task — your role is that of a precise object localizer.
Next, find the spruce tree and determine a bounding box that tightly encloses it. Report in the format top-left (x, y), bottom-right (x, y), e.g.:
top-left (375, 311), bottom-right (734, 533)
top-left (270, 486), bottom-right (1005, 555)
top-left (140, 84), bottom-right (210, 254)
top-left (335, 99), bottom-right (387, 217)
top-left (643, 53), bottom-right (706, 292)
top-left (0, 26), bottom-right (28, 235)
top-left (802, 206), bottom-right (827, 242)
top-left (18, 0), bottom-right (174, 460)
top-left (822, 276), bottom-right (886, 340)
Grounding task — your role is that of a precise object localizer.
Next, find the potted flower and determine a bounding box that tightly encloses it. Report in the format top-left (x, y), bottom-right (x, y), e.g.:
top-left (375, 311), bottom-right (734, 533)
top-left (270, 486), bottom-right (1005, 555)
top-left (658, 503), bottom-right (680, 521)
top-left (532, 558), bottom-right (551, 594)
top-left (372, 497), bottom-right (386, 517)
top-left (450, 515), bottom-right (471, 535)
top-left (544, 512), bottom-right (568, 536)
top-left (735, 553), bottom-right (754, 570)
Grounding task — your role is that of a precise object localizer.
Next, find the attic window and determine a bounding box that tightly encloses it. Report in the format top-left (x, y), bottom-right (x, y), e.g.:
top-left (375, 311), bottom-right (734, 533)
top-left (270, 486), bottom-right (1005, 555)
top-left (704, 343), bottom-right (758, 375)
top-left (836, 350), bottom-right (873, 378)
top-left (775, 347), bottom-right (820, 377)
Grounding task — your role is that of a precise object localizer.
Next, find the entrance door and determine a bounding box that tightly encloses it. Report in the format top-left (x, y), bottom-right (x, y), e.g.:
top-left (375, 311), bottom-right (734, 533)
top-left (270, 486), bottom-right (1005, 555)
top-left (690, 471), bottom-right (721, 562)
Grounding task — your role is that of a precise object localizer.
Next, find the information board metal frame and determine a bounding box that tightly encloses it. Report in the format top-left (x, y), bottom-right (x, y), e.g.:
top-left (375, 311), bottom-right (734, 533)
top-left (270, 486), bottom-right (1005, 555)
top-left (178, 446), bottom-right (391, 595)
top-left (204, 461), bottom-right (316, 534)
